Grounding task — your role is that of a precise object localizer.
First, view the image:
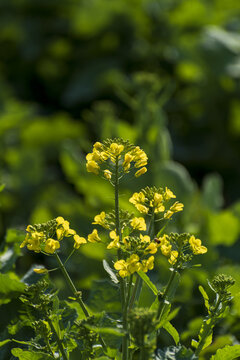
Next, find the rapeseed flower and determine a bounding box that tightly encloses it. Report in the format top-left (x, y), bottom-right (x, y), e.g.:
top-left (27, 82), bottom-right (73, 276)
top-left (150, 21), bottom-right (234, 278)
top-left (88, 229), bottom-right (101, 243)
top-left (129, 186), bottom-right (183, 218)
top-left (130, 217), bottom-right (147, 231)
top-left (21, 217), bottom-right (85, 254)
top-left (86, 138), bottom-right (148, 180)
top-left (92, 211), bottom-right (109, 229)
top-left (189, 235), bottom-right (207, 255)
top-left (73, 235), bottom-right (87, 249)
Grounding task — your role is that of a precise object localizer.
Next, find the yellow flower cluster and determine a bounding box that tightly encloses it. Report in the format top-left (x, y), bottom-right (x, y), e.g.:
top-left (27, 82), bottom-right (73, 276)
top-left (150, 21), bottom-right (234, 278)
top-left (129, 187), bottom-right (184, 218)
top-left (157, 233), bottom-right (207, 266)
top-left (114, 254), bottom-right (154, 278)
top-left (155, 234), bottom-right (179, 265)
top-left (21, 217), bottom-right (102, 254)
top-left (20, 217), bottom-right (77, 254)
top-left (86, 139), bottom-right (148, 180)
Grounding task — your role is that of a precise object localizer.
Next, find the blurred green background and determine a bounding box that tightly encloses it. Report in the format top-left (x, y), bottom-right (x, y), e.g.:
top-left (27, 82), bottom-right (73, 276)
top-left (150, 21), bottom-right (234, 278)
top-left (1, 0), bottom-right (240, 357)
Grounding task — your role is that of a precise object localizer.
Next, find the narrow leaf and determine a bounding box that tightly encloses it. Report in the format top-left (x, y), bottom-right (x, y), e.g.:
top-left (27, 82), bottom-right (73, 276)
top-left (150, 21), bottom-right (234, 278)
top-left (85, 325), bottom-right (125, 337)
top-left (163, 321), bottom-right (180, 345)
top-left (199, 285), bottom-right (210, 312)
top-left (138, 271), bottom-right (158, 295)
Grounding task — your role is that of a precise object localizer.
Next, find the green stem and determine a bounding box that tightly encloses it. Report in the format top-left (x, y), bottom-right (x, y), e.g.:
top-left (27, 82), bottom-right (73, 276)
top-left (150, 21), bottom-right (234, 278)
top-left (114, 157), bottom-right (128, 360)
top-left (128, 274), bottom-right (140, 311)
top-left (122, 275), bottom-right (133, 360)
top-left (54, 253), bottom-right (89, 317)
top-left (45, 336), bottom-right (55, 358)
top-left (195, 296), bottom-right (221, 356)
top-left (148, 210), bottom-right (155, 238)
top-left (47, 315), bottom-right (68, 360)
top-left (134, 211), bottom-right (155, 307)
top-left (54, 253), bottom-right (107, 352)
top-left (157, 268), bottom-right (177, 320)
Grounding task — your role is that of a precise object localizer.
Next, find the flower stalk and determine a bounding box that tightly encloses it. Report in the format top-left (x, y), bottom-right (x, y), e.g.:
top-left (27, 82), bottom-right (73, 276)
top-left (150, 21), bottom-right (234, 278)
top-left (47, 315), bottom-right (68, 360)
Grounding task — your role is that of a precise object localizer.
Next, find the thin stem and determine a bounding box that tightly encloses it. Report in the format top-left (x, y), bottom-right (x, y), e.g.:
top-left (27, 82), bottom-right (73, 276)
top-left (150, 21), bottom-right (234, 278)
top-left (157, 269), bottom-right (177, 320)
top-left (54, 253), bottom-right (107, 352)
top-left (114, 157), bottom-right (129, 359)
top-left (134, 211), bottom-right (155, 307)
top-left (195, 296), bottom-right (221, 356)
top-left (45, 336), bottom-right (55, 358)
top-left (128, 274), bottom-right (140, 311)
top-left (47, 315), bottom-right (68, 360)
top-left (122, 275), bottom-right (133, 360)
top-left (63, 248), bottom-right (76, 266)
top-left (54, 253), bottom-right (89, 317)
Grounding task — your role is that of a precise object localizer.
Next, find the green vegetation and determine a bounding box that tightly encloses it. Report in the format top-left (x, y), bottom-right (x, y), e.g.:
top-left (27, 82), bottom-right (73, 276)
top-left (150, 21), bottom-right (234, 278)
top-left (0, 1), bottom-right (240, 359)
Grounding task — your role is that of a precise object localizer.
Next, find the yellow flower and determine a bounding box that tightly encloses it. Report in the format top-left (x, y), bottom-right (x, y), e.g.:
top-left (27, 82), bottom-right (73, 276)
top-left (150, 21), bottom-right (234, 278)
top-left (88, 229), bottom-right (101, 243)
top-left (103, 169), bottom-right (112, 180)
top-left (189, 235), bottom-right (207, 255)
top-left (140, 234), bottom-right (151, 243)
top-left (45, 238), bottom-right (60, 254)
top-left (86, 151), bottom-right (102, 162)
top-left (73, 235), bottom-right (87, 249)
top-left (93, 142), bottom-right (103, 151)
top-left (132, 148), bottom-right (148, 168)
top-left (56, 218), bottom-right (76, 240)
top-left (26, 231), bottom-right (43, 252)
top-left (56, 216), bottom-right (65, 225)
top-left (135, 167), bottom-right (147, 177)
top-left (100, 151), bottom-right (109, 161)
top-left (168, 251), bottom-right (178, 265)
top-left (107, 230), bottom-right (120, 249)
top-left (33, 268), bottom-right (48, 274)
top-left (127, 254), bottom-right (142, 274)
top-left (135, 204), bottom-right (149, 214)
top-left (164, 210), bottom-right (174, 219)
top-left (150, 193), bottom-right (165, 213)
top-left (160, 244), bottom-right (172, 257)
top-left (142, 256), bottom-right (154, 272)
top-left (123, 153), bottom-right (133, 172)
top-left (86, 160), bottom-right (100, 174)
top-left (130, 217), bottom-right (147, 231)
top-left (164, 187), bottom-right (176, 201)
top-left (114, 260), bottom-right (129, 278)
top-left (109, 143), bottom-right (124, 156)
top-left (145, 242), bottom-right (158, 254)
top-left (129, 191), bottom-right (145, 205)
top-left (107, 238), bottom-right (120, 249)
top-left (92, 211), bottom-right (108, 228)
top-left (170, 201), bottom-right (184, 213)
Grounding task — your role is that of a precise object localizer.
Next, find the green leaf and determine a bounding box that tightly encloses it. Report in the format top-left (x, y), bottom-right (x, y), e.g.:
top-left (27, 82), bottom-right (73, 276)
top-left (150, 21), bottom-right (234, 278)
top-left (199, 285), bottom-right (210, 312)
top-left (11, 348), bottom-right (54, 359)
top-left (87, 279), bottom-right (121, 313)
top-left (0, 273), bottom-right (25, 299)
top-left (156, 345), bottom-right (197, 359)
top-left (138, 271), bottom-right (158, 295)
top-left (163, 321), bottom-right (180, 345)
top-left (210, 345), bottom-right (240, 360)
top-left (84, 325), bottom-right (125, 337)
